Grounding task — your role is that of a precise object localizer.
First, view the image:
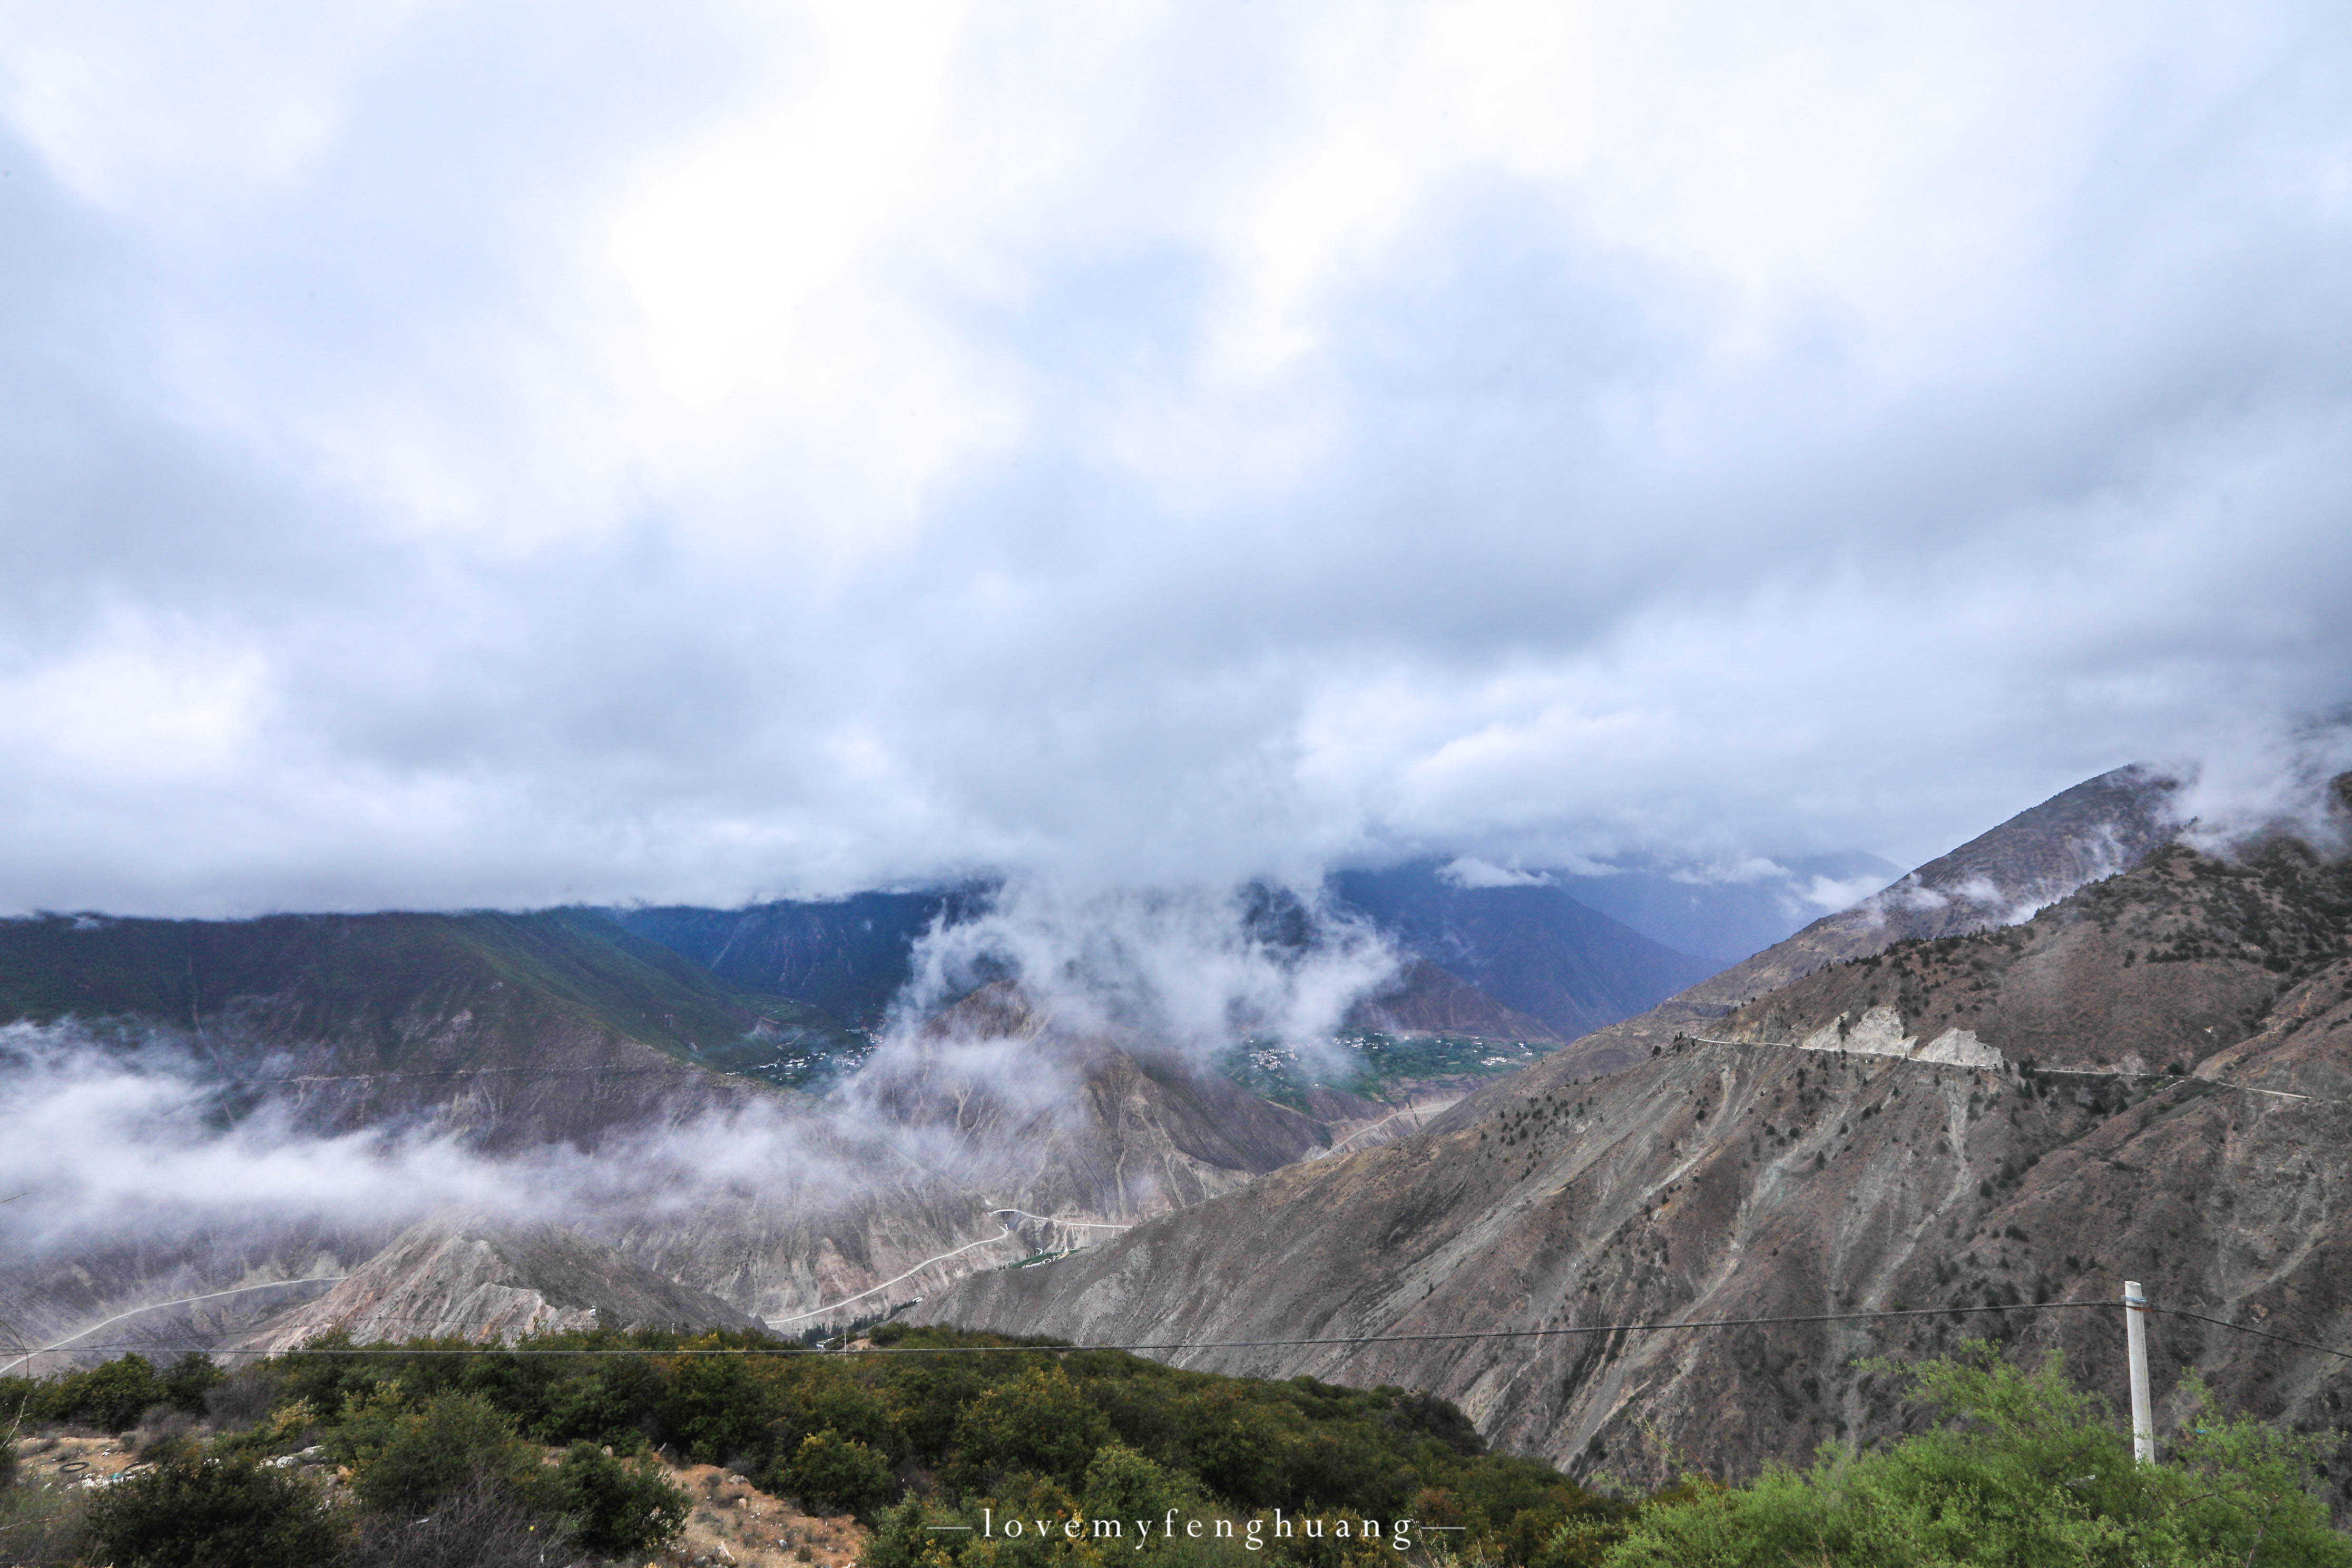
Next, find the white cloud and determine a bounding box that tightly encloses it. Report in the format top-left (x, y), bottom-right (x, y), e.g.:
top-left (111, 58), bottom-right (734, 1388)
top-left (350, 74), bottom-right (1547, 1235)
top-left (2, 1), bottom-right (2350, 914)
top-left (1437, 857), bottom-right (1552, 889)
top-left (1800, 873), bottom-right (1888, 914)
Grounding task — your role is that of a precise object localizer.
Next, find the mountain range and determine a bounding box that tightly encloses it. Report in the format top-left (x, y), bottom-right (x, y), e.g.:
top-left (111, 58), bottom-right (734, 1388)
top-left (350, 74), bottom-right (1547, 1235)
top-left (19, 754), bottom-right (2327, 1515)
top-left (0, 837), bottom-right (1726, 1364)
top-left (912, 768), bottom-right (2352, 1517)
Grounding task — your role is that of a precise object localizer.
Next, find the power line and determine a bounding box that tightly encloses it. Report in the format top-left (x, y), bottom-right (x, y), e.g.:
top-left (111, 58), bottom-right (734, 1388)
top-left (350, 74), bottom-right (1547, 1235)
top-left (2151, 1306), bottom-right (2352, 1364)
top-left (2, 1298), bottom-right (2126, 1360)
top-left (12, 1298), bottom-right (2348, 1385)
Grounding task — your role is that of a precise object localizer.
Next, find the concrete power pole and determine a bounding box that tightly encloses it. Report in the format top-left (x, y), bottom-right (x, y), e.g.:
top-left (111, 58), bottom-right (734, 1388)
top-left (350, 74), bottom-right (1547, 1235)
top-left (2123, 1280), bottom-right (2155, 1464)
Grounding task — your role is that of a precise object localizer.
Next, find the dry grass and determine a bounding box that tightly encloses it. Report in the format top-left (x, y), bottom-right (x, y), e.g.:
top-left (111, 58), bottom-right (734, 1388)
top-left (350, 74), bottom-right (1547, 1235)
top-left (653, 1461), bottom-right (869, 1568)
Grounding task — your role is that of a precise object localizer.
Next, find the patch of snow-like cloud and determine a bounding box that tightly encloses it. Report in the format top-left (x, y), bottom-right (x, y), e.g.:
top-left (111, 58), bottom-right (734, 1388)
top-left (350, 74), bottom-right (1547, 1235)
top-left (1799, 873), bottom-right (1889, 915)
top-left (1437, 857), bottom-right (1553, 890)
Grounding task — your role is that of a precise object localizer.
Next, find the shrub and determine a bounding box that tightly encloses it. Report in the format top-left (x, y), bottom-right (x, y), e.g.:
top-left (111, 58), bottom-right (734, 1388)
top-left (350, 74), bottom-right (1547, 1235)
top-left (0, 1472), bottom-right (89, 1568)
top-left (659, 1351), bottom-right (787, 1464)
top-left (779, 1429), bottom-right (899, 1518)
top-left (82, 1451), bottom-right (347, 1568)
top-left (955, 1366), bottom-right (1112, 1486)
top-left (349, 1392), bottom-right (537, 1517)
top-left (1604, 1348), bottom-right (2352, 1567)
top-left (158, 1353), bottom-right (224, 1415)
top-left (40, 1354), bottom-right (164, 1432)
top-left (344, 1467), bottom-right (572, 1568)
top-left (860, 1495), bottom-right (936, 1568)
top-left (1080, 1442), bottom-right (1183, 1524)
top-left (203, 1363), bottom-right (282, 1429)
top-left (543, 1440), bottom-right (689, 1557)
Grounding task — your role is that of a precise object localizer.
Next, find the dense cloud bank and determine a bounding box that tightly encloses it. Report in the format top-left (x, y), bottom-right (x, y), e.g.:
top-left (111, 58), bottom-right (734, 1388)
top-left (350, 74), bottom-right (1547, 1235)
top-left (3, 4), bottom-right (2351, 914)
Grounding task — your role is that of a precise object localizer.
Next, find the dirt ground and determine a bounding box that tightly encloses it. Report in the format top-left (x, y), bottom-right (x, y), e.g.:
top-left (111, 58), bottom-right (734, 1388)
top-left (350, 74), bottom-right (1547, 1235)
top-left (10, 1432), bottom-right (153, 1488)
top-left (652, 1462), bottom-right (868, 1568)
top-left (11, 1432), bottom-right (868, 1568)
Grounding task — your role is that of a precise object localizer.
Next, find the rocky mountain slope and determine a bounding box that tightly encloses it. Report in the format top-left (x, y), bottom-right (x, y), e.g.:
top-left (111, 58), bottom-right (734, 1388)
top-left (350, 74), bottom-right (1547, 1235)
top-left (915, 775), bottom-right (2351, 1517)
top-left (232, 1217), bottom-right (766, 1349)
top-left (1526, 764), bottom-right (2182, 1077)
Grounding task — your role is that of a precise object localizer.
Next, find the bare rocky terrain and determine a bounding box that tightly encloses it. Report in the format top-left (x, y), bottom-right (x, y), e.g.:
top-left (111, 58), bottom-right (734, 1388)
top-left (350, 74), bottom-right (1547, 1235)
top-left (230, 1217), bottom-right (765, 1350)
top-left (915, 779), bottom-right (2352, 1520)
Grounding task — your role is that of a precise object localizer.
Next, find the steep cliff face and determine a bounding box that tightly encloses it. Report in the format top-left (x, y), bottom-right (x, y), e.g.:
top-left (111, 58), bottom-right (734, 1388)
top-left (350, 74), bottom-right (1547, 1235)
top-left (914, 829), bottom-right (2352, 1516)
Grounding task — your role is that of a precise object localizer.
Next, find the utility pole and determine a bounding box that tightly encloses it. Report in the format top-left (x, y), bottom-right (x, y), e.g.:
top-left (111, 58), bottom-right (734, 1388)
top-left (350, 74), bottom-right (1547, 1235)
top-left (2123, 1280), bottom-right (2155, 1464)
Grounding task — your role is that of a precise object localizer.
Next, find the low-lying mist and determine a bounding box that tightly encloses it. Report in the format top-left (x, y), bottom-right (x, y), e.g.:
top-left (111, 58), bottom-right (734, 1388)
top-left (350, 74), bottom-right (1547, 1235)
top-left (0, 876), bottom-right (1414, 1348)
top-left (0, 1024), bottom-right (890, 1254)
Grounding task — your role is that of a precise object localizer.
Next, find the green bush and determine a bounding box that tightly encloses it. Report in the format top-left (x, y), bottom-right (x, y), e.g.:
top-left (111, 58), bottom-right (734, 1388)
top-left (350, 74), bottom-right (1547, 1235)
top-left (82, 1451), bottom-right (347, 1568)
top-left (534, 1359), bottom-right (663, 1449)
top-left (348, 1391), bottom-right (538, 1516)
top-left (1080, 1442), bottom-right (1186, 1524)
top-left (37, 1353), bottom-right (164, 1432)
top-left (159, 1353), bottom-right (224, 1415)
top-left (1604, 1348), bottom-right (2352, 1568)
top-left (954, 1366), bottom-right (1112, 1486)
top-left (862, 1495), bottom-right (937, 1568)
top-left (544, 1440), bottom-right (689, 1557)
top-left (660, 1351), bottom-right (789, 1465)
top-left (780, 1429), bottom-right (900, 1518)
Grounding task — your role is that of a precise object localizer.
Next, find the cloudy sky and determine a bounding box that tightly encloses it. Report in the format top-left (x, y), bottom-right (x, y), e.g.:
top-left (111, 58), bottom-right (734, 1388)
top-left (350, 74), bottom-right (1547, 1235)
top-left (3, 0), bottom-right (2349, 917)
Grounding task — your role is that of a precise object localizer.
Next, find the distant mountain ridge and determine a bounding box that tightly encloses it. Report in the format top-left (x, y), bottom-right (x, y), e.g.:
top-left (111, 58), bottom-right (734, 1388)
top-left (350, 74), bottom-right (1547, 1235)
top-left (606, 888), bottom-right (991, 1031)
top-left (1328, 864), bottom-right (1722, 1039)
top-left (606, 866), bottom-right (1726, 1052)
top-left (0, 907), bottom-right (816, 1145)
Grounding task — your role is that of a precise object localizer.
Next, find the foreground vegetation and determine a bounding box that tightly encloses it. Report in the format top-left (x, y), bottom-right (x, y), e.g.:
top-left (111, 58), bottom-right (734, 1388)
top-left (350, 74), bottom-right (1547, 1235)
top-left (1609, 1348), bottom-right (2350, 1568)
top-left (2, 1331), bottom-right (2344, 1566)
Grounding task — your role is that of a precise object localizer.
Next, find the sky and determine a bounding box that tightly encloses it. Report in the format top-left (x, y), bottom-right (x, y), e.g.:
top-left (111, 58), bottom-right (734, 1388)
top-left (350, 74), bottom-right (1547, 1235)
top-left (3, 0), bottom-right (2350, 917)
